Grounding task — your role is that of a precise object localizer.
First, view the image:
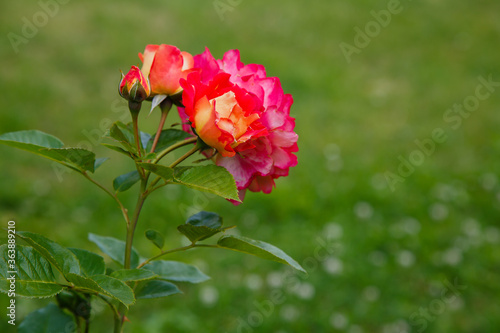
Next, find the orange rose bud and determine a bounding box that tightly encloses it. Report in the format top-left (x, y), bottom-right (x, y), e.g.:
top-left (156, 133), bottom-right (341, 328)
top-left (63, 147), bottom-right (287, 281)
top-left (119, 66), bottom-right (150, 102)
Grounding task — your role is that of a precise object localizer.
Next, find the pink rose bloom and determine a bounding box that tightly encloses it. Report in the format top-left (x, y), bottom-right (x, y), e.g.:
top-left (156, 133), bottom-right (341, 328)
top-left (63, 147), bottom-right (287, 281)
top-left (179, 49), bottom-right (298, 201)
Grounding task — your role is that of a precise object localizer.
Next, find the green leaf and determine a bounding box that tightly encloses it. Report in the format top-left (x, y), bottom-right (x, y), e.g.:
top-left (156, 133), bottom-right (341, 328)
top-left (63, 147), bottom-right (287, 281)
top-left (88, 233), bottom-right (139, 268)
top-left (113, 170), bottom-right (141, 192)
top-left (0, 129), bottom-right (63, 149)
top-left (94, 157), bottom-right (109, 170)
top-left (17, 231), bottom-right (81, 277)
top-left (101, 143), bottom-right (131, 156)
top-left (145, 229), bottom-right (165, 250)
top-left (173, 165), bottom-right (240, 201)
top-left (67, 273), bottom-right (135, 307)
top-left (138, 163), bottom-right (174, 182)
top-left (104, 122), bottom-right (137, 154)
top-left (217, 235), bottom-right (306, 273)
top-left (110, 269), bottom-right (157, 282)
top-left (0, 245), bottom-right (63, 298)
top-left (135, 280), bottom-right (182, 299)
top-left (91, 274), bottom-right (135, 306)
top-left (178, 211), bottom-right (228, 243)
top-left (18, 303), bottom-right (75, 333)
top-left (0, 130), bottom-right (96, 173)
top-left (144, 260), bottom-right (210, 284)
top-left (68, 248), bottom-right (105, 276)
top-left (39, 148), bottom-right (96, 172)
top-left (140, 164), bottom-right (239, 201)
top-left (146, 129), bottom-right (192, 152)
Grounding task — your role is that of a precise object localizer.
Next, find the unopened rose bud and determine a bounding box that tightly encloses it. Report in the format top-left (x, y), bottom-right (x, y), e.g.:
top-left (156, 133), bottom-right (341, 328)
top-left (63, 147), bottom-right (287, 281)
top-left (119, 66), bottom-right (150, 102)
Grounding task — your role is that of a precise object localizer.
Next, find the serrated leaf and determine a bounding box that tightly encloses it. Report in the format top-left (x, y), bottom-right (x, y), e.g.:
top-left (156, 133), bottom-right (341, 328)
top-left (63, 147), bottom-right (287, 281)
top-left (110, 269), bottom-right (157, 282)
top-left (0, 130), bottom-right (63, 149)
top-left (0, 130), bottom-right (96, 172)
top-left (146, 129), bottom-right (192, 152)
top-left (40, 148), bottom-right (96, 172)
top-left (140, 164), bottom-right (239, 201)
top-left (138, 163), bottom-right (174, 182)
top-left (217, 235), bottom-right (306, 273)
top-left (68, 248), bottom-right (105, 276)
top-left (173, 165), bottom-right (240, 201)
top-left (144, 260), bottom-right (210, 284)
top-left (0, 245), bottom-right (63, 298)
top-left (88, 233), bottom-right (139, 268)
top-left (113, 170), bottom-right (141, 192)
top-left (135, 280), bottom-right (182, 299)
top-left (145, 229), bottom-right (165, 250)
top-left (18, 303), bottom-right (75, 333)
top-left (91, 274), bottom-right (135, 306)
top-left (177, 211), bottom-right (225, 243)
top-left (66, 273), bottom-right (135, 307)
top-left (17, 231), bottom-right (81, 277)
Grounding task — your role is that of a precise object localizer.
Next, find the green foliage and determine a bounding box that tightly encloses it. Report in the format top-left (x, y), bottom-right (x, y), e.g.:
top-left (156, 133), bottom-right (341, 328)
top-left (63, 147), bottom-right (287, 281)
top-left (138, 163), bottom-right (174, 181)
top-left (144, 261), bottom-right (210, 284)
top-left (110, 269), bottom-right (157, 282)
top-left (0, 130), bottom-right (96, 173)
top-left (90, 274), bottom-right (136, 307)
top-left (146, 128), bottom-right (192, 152)
top-left (177, 211), bottom-right (230, 243)
top-left (18, 303), bottom-right (75, 333)
top-left (113, 170), bottom-right (141, 192)
top-left (217, 235), bottom-right (306, 273)
top-left (172, 165), bottom-right (240, 201)
top-left (140, 163), bottom-right (240, 201)
top-left (0, 245), bottom-right (63, 298)
top-left (88, 233), bottom-right (140, 268)
top-left (145, 229), bottom-right (165, 250)
top-left (104, 121), bottom-right (138, 155)
top-left (17, 231), bottom-right (81, 276)
top-left (135, 280), bottom-right (182, 299)
top-left (68, 248), bottom-right (106, 277)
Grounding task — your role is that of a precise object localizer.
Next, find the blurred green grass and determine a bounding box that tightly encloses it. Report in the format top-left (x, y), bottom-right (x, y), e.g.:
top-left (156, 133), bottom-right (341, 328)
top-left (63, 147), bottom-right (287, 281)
top-left (1, 0), bottom-right (500, 332)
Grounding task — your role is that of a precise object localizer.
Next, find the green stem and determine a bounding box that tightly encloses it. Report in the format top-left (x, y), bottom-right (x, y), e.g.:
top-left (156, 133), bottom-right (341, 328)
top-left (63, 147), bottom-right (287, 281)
top-left (95, 294), bottom-right (120, 333)
top-left (169, 144), bottom-right (200, 168)
top-left (145, 139), bottom-right (201, 193)
top-left (153, 137), bottom-right (198, 164)
top-left (124, 179), bottom-right (147, 268)
top-left (149, 100), bottom-right (172, 155)
top-left (82, 172), bottom-right (129, 225)
top-left (117, 177), bottom-right (148, 332)
top-left (137, 244), bottom-right (219, 269)
top-left (131, 111), bottom-right (142, 159)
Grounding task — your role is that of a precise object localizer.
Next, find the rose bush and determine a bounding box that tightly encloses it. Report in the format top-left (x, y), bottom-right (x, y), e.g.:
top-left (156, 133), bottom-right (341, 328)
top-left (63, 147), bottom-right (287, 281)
top-left (0, 43), bottom-right (303, 332)
top-left (179, 49), bottom-right (298, 200)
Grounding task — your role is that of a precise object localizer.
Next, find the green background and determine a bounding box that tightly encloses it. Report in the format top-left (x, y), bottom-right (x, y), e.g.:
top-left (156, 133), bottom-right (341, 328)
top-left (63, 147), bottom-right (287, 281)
top-left (1, 0), bottom-right (499, 332)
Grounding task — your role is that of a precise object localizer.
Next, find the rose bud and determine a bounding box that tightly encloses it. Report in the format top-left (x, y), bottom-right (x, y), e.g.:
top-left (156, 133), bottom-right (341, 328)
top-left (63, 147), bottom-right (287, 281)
top-left (119, 65), bottom-right (150, 102)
